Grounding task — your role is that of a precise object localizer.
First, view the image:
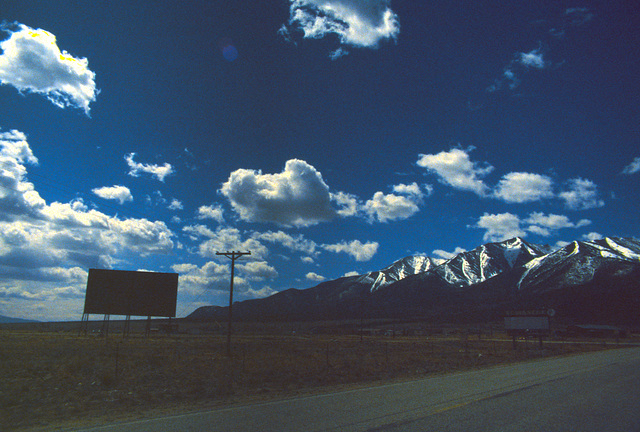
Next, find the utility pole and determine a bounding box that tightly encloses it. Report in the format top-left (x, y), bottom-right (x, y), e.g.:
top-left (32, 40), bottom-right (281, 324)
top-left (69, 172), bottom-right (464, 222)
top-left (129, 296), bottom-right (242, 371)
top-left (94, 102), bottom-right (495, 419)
top-left (216, 251), bottom-right (251, 357)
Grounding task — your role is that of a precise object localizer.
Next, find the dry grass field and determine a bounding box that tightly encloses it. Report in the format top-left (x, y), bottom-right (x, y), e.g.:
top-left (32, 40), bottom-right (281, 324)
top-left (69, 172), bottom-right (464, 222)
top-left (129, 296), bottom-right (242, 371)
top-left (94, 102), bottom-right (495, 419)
top-left (0, 322), bottom-right (628, 431)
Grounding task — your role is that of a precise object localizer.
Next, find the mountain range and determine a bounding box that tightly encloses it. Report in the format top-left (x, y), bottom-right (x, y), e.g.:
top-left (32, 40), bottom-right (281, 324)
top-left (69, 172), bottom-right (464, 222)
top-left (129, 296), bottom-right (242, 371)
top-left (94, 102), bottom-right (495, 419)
top-left (187, 237), bottom-right (640, 325)
top-left (0, 314), bottom-right (39, 324)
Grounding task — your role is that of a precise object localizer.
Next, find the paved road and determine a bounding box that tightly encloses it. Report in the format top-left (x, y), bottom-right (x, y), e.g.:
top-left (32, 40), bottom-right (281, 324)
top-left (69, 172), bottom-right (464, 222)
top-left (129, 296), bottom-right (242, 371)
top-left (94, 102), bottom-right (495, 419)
top-left (74, 348), bottom-right (640, 432)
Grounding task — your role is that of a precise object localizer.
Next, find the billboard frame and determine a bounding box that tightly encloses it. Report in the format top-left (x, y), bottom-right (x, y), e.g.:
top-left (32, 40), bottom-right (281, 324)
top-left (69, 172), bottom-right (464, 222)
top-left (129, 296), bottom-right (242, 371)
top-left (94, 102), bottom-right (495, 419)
top-left (504, 309), bottom-right (554, 349)
top-left (81, 269), bottom-right (179, 337)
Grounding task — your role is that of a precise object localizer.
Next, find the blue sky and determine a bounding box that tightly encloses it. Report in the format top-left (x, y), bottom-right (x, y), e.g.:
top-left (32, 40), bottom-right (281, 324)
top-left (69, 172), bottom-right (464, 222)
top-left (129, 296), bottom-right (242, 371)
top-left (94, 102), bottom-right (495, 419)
top-left (1, 1), bottom-right (638, 321)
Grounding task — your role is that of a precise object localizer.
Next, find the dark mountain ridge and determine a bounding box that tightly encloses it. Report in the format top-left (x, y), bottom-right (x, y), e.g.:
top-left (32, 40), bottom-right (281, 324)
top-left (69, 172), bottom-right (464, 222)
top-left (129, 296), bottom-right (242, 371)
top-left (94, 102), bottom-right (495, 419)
top-left (187, 237), bottom-right (640, 325)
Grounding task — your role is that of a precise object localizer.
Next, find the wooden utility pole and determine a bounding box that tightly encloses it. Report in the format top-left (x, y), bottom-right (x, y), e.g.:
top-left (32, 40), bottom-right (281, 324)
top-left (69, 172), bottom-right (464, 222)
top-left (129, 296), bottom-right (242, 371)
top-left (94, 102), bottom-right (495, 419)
top-left (216, 251), bottom-right (251, 357)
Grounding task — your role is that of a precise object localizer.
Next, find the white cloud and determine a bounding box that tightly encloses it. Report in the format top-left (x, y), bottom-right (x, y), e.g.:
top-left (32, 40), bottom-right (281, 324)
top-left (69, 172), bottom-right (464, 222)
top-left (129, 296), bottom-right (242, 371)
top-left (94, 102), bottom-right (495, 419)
top-left (417, 148), bottom-right (493, 196)
top-left (0, 132), bottom-right (175, 262)
top-left (171, 261), bottom-right (230, 295)
top-left (283, 0), bottom-right (400, 51)
top-left (475, 213), bottom-right (526, 242)
top-left (237, 261), bottom-right (278, 280)
top-left (168, 199), bottom-right (183, 211)
top-left (392, 182), bottom-right (429, 199)
top-left (220, 159), bottom-right (336, 227)
top-left (558, 178), bottom-right (604, 210)
top-left (244, 286), bottom-right (278, 299)
top-left (104, 217), bottom-right (175, 256)
top-left (493, 172), bottom-right (554, 203)
top-left (488, 68), bottom-right (520, 92)
top-left (322, 239), bottom-right (379, 261)
top-left (0, 129), bottom-right (45, 220)
top-left (0, 132), bottom-right (184, 320)
top-left (183, 224), bottom-right (216, 240)
top-left (418, 148), bottom-right (605, 210)
top-left (331, 191), bottom-right (360, 217)
top-left (363, 191), bottom-right (421, 223)
top-left (432, 247), bottom-right (466, 260)
top-left (306, 272), bottom-right (326, 282)
top-left (187, 226), bottom-right (269, 260)
top-left (343, 270), bottom-right (360, 277)
top-left (488, 45), bottom-right (549, 92)
top-left (329, 47), bottom-right (349, 60)
top-left (554, 240), bottom-right (571, 249)
top-left (253, 230), bottom-right (317, 255)
top-left (197, 204), bottom-right (224, 223)
top-left (361, 182), bottom-right (429, 222)
top-left (519, 49), bottom-right (546, 69)
top-left (524, 212), bottom-right (590, 237)
top-left (175, 260), bottom-right (274, 300)
top-left (0, 23), bottom-right (97, 115)
top-left (564, 8), bottom-right (594, 26)
top-left (0, 278), bottom-right (85, 300)
top-left (92, 185), bottom-right (133, 205)
top-left (125, 153), bottom-right (174, 182)
top-left (301, 256), bottom-right (314, 264)
top-left (622, 157), bottom-right (640, 175)
top-left (0, 198), bottom-right (175, 272)
top-left (582, 232), bottom-right (604, 242)
top-left (475, 211), bottom-right (594, 242)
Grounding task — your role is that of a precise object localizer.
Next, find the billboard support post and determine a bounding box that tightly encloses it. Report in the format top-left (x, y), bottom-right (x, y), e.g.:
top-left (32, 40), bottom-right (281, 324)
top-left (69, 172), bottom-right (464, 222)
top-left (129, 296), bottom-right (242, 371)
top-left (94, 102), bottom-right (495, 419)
top-left (145, 316), bottom-right (151, 338)
top-left (216, 251), bottom-right (251, 357)
top-left (79, 313), bottom-right (89, 336)
top-left (123, 315), bottom-right (131, 339)
top-left (101, 314), bottom-right (110, 338)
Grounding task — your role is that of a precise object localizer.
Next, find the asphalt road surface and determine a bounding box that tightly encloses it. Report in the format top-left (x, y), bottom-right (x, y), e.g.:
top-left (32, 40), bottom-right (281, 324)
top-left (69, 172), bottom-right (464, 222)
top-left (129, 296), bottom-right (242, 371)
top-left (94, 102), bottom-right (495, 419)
top-left (74, 347), bottom-right (640, 432)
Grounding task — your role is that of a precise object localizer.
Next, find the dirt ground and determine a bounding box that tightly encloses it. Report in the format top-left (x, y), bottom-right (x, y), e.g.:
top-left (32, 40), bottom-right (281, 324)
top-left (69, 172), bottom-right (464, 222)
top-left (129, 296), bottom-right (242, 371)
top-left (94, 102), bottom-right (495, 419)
top-left (0, 324), bottom-right (630, 431)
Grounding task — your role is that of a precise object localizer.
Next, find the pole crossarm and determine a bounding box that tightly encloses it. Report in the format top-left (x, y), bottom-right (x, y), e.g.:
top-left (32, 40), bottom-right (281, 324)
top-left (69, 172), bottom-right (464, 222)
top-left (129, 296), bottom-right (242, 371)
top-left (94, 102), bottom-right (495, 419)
top-left (216, 251), bottom-right (252, 260)
top-left (216, 250), bottom-right (251, 357)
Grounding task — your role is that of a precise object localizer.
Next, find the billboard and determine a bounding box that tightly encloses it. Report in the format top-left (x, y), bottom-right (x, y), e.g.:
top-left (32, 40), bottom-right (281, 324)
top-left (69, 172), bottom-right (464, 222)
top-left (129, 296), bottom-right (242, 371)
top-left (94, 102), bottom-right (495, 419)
top-left (504, 309), bottom-right (553, 335)
top-left (84, 269), bottom-right (178, 317)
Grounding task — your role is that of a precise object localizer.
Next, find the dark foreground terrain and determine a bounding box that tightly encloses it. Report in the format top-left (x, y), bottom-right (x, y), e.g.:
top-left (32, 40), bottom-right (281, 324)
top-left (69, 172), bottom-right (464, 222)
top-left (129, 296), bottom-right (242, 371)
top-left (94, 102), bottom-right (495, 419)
top-left (71, 347), bottom-right (640, 432)
top-left (0, 321), bottom-right (632, 431)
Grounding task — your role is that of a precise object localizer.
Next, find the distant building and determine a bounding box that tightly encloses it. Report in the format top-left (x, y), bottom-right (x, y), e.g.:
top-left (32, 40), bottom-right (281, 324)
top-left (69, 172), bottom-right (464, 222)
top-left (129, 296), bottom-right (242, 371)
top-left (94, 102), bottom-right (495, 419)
top-left (566, 324), bottom-right (626, 338)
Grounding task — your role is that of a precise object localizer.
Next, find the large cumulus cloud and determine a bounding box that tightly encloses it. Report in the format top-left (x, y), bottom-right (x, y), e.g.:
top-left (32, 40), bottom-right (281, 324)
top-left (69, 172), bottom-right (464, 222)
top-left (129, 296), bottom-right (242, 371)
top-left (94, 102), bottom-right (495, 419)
top-left (220, 159), bottom-right (337, 227)
top-left (0, 131), bottom-right (175, 284)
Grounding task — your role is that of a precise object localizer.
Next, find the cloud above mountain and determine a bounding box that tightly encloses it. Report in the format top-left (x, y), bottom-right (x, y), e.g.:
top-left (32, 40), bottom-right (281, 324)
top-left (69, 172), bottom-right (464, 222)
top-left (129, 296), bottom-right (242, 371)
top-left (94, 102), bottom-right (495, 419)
top-left (322, 239), bottom-right (379, 261)
top-left (220, 159), bottom-right (336, 227)
top-left (559, 178), bottom-right (605, 210)
top-left (418, 147), bottom-right (604, 209)
top-left (417, 148), bottom-right (493, 196)
top-left (363, 182), bottom-right (428, 223)
top-left (475, 211), bottom-right (592, 242)
top-left (493, 172), bottom-right (554, 203)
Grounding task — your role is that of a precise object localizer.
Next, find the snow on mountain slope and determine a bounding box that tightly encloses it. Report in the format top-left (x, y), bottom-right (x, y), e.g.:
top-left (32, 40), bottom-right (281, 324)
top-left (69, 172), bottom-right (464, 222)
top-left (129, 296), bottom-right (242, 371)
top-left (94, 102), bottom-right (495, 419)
top-left (597, 237), bottom-right (640, 260)
top-left (187, 236), bottom-right (640, 322)
top-left (518, 237), bottom-right (640, 291)
top-left (358, 255), bottom-right (445, 292)
top-left (431, 237), bottom-right (549, 287)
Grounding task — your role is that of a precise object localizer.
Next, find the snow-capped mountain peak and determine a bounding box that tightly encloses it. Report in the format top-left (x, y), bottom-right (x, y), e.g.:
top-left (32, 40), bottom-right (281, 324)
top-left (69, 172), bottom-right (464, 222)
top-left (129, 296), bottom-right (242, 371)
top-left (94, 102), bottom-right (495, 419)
top-left (599, 237), bottom-right (640, 260)
top-left (517, 237), bottom-right (640, 290)
top-left (187, 236), bottom-right (640, 324)
top-left (359, 255), bottom-right (445, 292)
top-left (431, 237), bottom-right (548, 287)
